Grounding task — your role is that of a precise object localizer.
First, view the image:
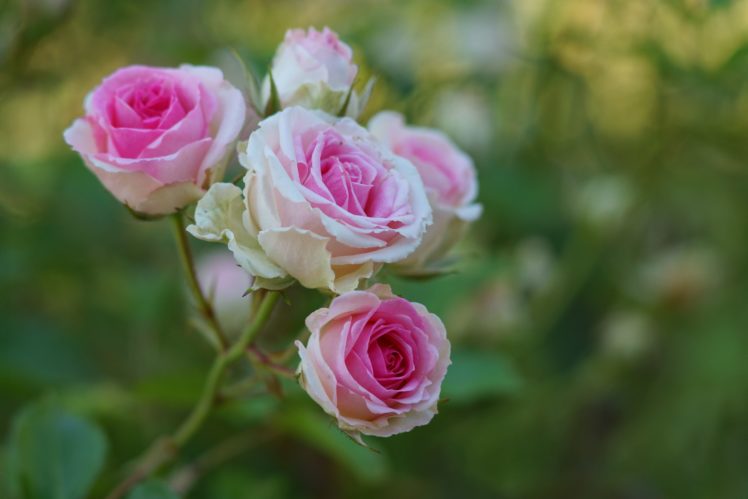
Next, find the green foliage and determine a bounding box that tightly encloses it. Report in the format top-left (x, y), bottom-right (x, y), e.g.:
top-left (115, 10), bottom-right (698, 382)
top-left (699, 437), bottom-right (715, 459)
top-left (5, 400), bottom-right (108, 499)
top-left (127, 480), bottom-right (180, 499)
top-left (442, 349), bottom-right (521, 404)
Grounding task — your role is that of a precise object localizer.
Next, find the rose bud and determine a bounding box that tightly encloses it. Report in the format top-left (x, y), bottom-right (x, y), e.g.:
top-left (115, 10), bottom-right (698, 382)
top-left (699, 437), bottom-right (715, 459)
top-left (64, 65), bottom-right (246, 216)
top-left (263, 27), bottom-right (360, 116)
top-left (296, 284), bottom-right (450, 438)
top-left (196, 251), bottom-right (253, 334)
top-left (187, 106), bottom-right (432, 293)
top-left (369, 111), bottom-right (482, 269)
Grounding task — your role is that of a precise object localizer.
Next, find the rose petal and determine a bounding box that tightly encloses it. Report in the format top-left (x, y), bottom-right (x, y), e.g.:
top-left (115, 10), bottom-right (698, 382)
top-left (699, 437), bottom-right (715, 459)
top-left (257, 226), bottom-right (335, 291)
top-left (187, 183), bottom-right (287, 283)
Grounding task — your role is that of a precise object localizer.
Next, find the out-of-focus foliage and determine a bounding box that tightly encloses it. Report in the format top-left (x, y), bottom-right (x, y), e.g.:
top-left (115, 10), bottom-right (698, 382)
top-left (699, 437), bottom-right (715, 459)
top-left (2, 0), bottom-right (748, 498)
top-left (6, 398), bottom-right (107, 499)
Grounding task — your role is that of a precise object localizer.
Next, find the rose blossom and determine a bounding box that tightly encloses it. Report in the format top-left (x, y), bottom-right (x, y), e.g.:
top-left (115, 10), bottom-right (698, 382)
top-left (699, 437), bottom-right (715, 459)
top-left (264, 27), bottom-right (363, 116)
top-left (64, 65), bottom-right (246, 216)
top-left (188, 106), bottom-right (432, 293)
top-left (369, 111), bottom-right (482, 268)
top-left (296, 284), bottom-right (450, 437)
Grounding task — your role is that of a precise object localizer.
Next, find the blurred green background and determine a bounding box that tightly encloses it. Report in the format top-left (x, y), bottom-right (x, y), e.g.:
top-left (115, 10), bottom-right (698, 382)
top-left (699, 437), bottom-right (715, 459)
top-left (2, 0), bottom-right (748, 498)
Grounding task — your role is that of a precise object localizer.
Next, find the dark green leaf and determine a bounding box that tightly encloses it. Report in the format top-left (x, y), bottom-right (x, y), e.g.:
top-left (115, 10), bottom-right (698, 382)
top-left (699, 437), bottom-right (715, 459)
top-left (127, 479), bottom-right (180, 499)
top-left (7, 400), bottom-right (108, 499)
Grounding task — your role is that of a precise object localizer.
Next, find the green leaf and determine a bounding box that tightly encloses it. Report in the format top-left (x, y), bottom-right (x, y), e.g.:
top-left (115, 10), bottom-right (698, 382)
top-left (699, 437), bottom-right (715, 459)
top-left (7, 399), bottom-right (108, 499)
top-left (127, 479), bottom-right (180, 499)
top-left (441, 349), bottom-right (522, 404)
top-left (275, 403), bottom-right (388, 483)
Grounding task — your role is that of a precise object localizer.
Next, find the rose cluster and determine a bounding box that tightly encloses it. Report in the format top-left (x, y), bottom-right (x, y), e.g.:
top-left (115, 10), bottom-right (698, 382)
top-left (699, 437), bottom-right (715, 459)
top-left (65, 27), bottom-right (481, 439)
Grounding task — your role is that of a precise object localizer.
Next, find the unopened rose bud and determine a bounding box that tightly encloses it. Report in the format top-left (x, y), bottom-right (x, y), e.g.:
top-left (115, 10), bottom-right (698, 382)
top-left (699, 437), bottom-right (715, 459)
top-left (196, 251), bottom-right (253, 334)
top-left (263, 27), bottom-right (358, 115)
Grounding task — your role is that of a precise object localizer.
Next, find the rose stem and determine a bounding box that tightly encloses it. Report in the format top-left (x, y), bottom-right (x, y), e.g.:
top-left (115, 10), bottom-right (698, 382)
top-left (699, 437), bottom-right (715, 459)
top-left (170, 212), bottom-right (229, 351)
top-left (105, 290), bottom-right (281, 499)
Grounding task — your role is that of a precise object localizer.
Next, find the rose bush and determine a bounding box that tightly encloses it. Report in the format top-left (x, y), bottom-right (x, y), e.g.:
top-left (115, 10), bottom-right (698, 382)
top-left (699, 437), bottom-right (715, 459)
top-left (52, 24), bottom-right (486, 498)
top-left (296, 284), bottom-right (450, 437)
top-left (188, 106), bottom-right (432, 293)
top-left (264, 27), bottom-right (367, 116)
top-left (369, 111), bottom-right (482, 268)
top-left (64, 65), bottom-right (246, 216)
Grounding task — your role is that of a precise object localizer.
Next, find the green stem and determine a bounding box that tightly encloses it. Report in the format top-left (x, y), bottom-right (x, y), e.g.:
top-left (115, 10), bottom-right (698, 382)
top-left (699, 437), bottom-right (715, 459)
top-left (173, 290), bottom-right (280, 446)
top-left (170, 212), bottom-right (229, 351)
top-left (106, 291), bottom-right (280, 499)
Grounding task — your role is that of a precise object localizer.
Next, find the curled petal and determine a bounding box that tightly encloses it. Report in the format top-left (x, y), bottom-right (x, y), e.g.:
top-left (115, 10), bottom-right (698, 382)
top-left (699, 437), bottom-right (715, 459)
top-left (187, 183), bottom-right (288, 285)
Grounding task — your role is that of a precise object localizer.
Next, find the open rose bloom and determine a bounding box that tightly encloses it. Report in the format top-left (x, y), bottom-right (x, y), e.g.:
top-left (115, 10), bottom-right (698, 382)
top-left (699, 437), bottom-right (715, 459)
top-left (296, 284), bottom-right (450, 437)
top-left (265, 27), bottom-right (369, 116)
top-left (188, 106), bottom-right (432, 293)
top-left (64, 65), bottom-right (245, 216)
top-left (369, 112), bottom-right (482, 269)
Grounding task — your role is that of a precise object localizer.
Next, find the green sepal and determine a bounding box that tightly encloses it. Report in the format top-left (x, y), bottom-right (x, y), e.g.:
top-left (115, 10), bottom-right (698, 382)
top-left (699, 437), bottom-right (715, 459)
top-left (124, 203), bottom-right (168, 221)
top-left (263, 72), bottom-right (281, 117)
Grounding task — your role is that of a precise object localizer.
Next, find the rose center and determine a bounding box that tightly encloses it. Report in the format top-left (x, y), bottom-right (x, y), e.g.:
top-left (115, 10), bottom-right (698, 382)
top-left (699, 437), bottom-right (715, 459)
top-left (298, 130), bottom-right (385, 217)
top-left (118, 78), bottom-right (182, 129)
top-left (384, 348), bottom-right (404, 374)
top-left (373, 336), bottom-right (408, 379)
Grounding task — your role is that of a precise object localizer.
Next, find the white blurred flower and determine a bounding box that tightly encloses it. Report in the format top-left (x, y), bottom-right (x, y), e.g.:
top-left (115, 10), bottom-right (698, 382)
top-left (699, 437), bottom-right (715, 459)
top-left (515, 237), bottom-right (555, 294)
top-left (634, 246), bottom-right (722, 309)
top-left (433, 88), bottom-right (494, 154)
top-left (600, 310), bottom-right (654, 361)
top-left (572, 175), bottom-right (633, 228)
top-left (196, 251), bottom-right (253, 333)
top-left (453, 7), bottom-right (514, 74)
top-left (448, 275), bottom-right (525, 339)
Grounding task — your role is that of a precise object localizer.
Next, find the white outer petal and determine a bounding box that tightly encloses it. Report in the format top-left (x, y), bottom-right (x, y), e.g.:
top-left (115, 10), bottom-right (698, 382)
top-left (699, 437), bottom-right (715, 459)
top-left (187, 183), bottom-right (287, 281)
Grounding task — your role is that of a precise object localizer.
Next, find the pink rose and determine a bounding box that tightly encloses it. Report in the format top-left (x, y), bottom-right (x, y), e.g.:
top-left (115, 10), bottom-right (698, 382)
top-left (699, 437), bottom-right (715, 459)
top-left (64, 65), bottom-right (246, 216)
top-left (196, 251), bottom-right (253, 333)
top-left (264, 27), bottom-right (360, 115)
top-left (369, 112), bottom-right (482, 268)
top-left (296, 284), bottom-right (450, 437)
top-left (188, 106), bottom-right (432, 293)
